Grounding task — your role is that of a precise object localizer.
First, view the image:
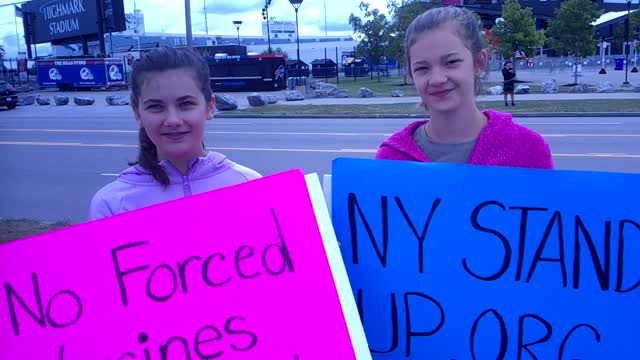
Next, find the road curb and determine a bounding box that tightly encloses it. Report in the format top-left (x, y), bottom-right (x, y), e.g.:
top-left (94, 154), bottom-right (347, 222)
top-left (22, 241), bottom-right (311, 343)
top-left (215, 112), bottom-right (640, 119)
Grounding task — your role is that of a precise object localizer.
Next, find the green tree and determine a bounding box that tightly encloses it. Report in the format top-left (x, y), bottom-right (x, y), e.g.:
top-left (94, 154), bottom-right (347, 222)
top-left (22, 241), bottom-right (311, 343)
top-left (261, 47), bottom-right (288, 58)
top-left (349, 2), bottom-right (391, 81)
top-left (386, 0), bottom-right (442, 83)
top-left (613, 11), bottom-right (640, 53)
top-left (546, 0), bottom-right (601, 85)
top-left (490, 0), bottom-right (545, 59)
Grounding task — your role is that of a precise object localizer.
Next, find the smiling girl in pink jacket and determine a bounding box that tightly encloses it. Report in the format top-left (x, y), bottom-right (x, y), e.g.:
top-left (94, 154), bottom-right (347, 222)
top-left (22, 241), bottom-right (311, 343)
top-left (376, 7), bottom-right (553, 169)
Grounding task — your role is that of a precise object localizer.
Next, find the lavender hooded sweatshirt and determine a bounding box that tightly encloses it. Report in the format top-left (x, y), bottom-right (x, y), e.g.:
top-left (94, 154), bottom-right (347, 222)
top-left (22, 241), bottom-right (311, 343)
top-left (376, 109), bottom-right (554, 169)
top-left (90, 151), bottom-right (261, 220)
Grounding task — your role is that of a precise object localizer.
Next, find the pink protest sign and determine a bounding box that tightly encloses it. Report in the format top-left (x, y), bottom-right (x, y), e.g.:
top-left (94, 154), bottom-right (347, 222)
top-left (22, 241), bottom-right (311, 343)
top-left (0, 170), bottom-right (369, 359)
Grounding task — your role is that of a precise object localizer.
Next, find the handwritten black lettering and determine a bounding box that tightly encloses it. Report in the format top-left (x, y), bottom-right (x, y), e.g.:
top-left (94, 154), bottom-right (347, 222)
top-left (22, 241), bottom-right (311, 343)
top-left (5, 273), bottom-right (46, 336)
top-left (225, 316), bottom-right (258, 351)
top-left (357, 289), bottom-right (398, 354)
top-left (509, 206), bottom-right (549, 281)
top-left (395, 197), bottom-right (442, 274)
top-left (526, 211), bottom-right (568, 287)
top-left (202, 253), bottom-right (231, 287)
top-left (146, 264), bottom-right (178, 302)
top-left (404, 292), bottom-right (445, 357)
top-left (616, 220), bottom-right (640, 293)
top-left (517, 314), bottom-right (552, 360)
top-left (465, 201), bottom-right (512, 281)
top-left (470, 309), bottom-right (508, 360)
top-left (573, 216), bottom-right (611, 290)
top-left (112, 241), bottom-right (150, 307)
top-left (348, 193), bottom-right (389, 267)
top-left (558, 324), bottom-right (601, 360)
top-left (262, 208), bottom-right (295, 275)
top-left (178, 256), bottom-right (202, 293)
top-left (159, 336), bottom-right (191, 360)
top-left (194, 326), bottom-right (224, 359)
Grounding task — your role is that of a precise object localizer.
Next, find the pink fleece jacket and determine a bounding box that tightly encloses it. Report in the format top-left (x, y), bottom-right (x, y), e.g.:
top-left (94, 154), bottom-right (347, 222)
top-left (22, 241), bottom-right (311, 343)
top-left (376, 109), bottom-right (554, 169)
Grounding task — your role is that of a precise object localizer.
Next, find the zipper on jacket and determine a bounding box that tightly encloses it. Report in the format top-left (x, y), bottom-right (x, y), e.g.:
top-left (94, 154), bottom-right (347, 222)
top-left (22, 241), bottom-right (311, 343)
top-left (182, 175), bottom-right (192, 196)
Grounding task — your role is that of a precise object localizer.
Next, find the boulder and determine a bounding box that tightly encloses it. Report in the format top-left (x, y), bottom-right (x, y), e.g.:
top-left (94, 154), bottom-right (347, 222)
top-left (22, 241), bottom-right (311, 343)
top-left (541, 79), bottom-right (559, 94)
top-left (285, 90), bottom-right (305, 101)
top-left (214, 94), bottom-right (238, 111)
top-left (105, 94), bottom-right (130, 106)
top-left (54, 95), bottom-right (69, 106)
top-left (265, 95), bottom-right (279, 104)
top-left (74, 96), bottom-right (95, 106)
top-left (486, 86), bottom-right (503, 95)
top-left (17, 95), bottom-right (35, 106)
top-left (247, 93), bottom-right (267, 106)
top-left (357, 87), bottom-right (375, 98)
top-left (596, 81), bottom-right (615, 93)
top-left (391, 90), bottom-right (404, 97)
top-left (333, 89), bottom-right (350, 98)
top-left (569, 84), bottom-right (588, 93)
top-left (36, 96), bottom-right (51, 105)
top-left (515, 85), bottom-right (530, 94)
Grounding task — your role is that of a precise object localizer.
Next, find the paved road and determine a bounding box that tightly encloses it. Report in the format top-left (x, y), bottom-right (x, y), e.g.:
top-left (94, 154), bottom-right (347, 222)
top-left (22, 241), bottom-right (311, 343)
top-left (1, 108), bottom-right (638, 224)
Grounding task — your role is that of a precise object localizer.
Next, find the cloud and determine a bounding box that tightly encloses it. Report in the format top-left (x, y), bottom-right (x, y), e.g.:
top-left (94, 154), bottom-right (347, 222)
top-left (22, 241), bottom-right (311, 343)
top-left (200, 0), bottom-right (266, 15)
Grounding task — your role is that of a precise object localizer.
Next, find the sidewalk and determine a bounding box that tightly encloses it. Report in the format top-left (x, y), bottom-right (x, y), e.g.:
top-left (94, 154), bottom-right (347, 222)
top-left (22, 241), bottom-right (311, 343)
top-left (27, 87), bottom-right (640, 108)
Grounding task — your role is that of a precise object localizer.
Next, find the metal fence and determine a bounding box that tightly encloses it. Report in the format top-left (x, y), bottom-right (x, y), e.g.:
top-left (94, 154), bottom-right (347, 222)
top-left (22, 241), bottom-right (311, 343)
top-left (1, 58), bottom-right (38, 88)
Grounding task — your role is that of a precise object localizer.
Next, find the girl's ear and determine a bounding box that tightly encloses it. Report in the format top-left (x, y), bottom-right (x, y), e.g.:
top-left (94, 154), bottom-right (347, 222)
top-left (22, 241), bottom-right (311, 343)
top-left (206, 95), bottom-right (216, 120)
top-left (474, 49), bottom-right (488, 77)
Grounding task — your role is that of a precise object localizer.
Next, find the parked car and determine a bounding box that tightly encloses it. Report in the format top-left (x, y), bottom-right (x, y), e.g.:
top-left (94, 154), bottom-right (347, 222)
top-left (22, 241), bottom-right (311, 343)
top-left (0, 81), bottom-right (18, 110)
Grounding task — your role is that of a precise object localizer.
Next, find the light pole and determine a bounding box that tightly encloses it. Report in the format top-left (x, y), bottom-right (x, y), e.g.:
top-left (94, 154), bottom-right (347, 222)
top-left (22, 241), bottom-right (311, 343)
top-left (262, 0), bottom-right (272, 54)
top-left (233, 20), bottom-right (242, 45)
top-left (185, 0), bottom-right (193, 48)
top-left (624, 0), bottom-right (631, 85)
top-left (289, 0), bottom-right (303, 61)
top-left (203, 0), bottom-right (208, 35)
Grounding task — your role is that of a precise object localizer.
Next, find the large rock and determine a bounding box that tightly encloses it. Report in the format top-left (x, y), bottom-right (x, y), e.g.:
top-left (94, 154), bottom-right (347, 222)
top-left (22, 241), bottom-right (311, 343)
top-left (515, 85), bottom-right (530, 94)
top-left (391, 90), bottom-right (404, 97)
top-left (17, 95), bottom-right (35, 106)
top-left (247, 93), bottom-right (267, 106)
top-left (486, 86), bottom-right (503, 95)
top-left (54, 95), bottom-right (69, 106)
top-left (285, 90), bottom-right (305, 101)
top-left (333, 89), bottom-right (350, 98)
top-left (569, 84), bottom-right (588, 93)
top-left (74, 96), bottom-right (95, 106)
top-left (357, 87), bottom-right (375, 98)
top-left (265, 95), bottom-right (279, 104)
top-left (309, 81), bottom-right (337, 92)
top-left (106, 94), bottom-right (130, 106)
top-left (541, 79), bottom-right (559, 94)
top-left (214, 94), bottom-right (238, 111)
top-left (36, 96), bottom-right (51, 105)
top-left (597, 81), bottom-right (615, 93)
top-left (312, 89), bottom-right (330, 98)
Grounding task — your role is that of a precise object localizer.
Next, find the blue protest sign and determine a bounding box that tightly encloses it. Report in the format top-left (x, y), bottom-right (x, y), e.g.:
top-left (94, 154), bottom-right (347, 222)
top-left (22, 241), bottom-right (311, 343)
top-left (331, 158), bottom-right (640, 359)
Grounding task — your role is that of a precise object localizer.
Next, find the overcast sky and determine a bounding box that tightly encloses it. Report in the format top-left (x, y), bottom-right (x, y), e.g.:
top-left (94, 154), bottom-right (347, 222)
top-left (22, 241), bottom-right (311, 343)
top-left (0, 0), bottom-right (634, 57)
top-left (0, 0), bottom-right (388, 57)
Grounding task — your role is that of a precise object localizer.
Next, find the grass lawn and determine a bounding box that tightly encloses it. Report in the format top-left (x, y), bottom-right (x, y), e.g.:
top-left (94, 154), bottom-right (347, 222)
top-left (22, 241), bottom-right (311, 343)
top-left (0, 219), bottom-right (70, 243)
top-left (235, 99), bottom-right (639, 116)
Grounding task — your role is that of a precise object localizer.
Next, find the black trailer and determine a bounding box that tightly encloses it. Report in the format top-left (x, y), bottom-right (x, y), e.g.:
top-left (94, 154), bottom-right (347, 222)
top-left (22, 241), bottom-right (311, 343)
top-left (208, 54), bottom-right (286, 92)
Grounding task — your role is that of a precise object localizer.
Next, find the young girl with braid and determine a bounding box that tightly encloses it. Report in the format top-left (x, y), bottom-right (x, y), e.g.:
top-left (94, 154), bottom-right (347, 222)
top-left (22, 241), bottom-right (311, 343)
top-left (90, 47), bottom-right (260, 220)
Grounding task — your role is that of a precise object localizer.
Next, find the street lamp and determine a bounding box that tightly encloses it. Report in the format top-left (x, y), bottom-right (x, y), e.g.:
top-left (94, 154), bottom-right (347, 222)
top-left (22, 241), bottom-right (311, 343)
top-left (289, 0), bottom-right (303, 61)
top-left (623, 0), bottom-right (631, 85)
top-left (233, 20), bottom-right (243, 45)
top-left (262, 0), bottom-right (272, 54)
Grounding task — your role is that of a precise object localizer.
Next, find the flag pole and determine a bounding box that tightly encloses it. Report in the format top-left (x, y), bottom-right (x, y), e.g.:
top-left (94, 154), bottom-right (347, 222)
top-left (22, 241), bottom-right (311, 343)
top-left (14, 6), bottom-right (21, 54)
